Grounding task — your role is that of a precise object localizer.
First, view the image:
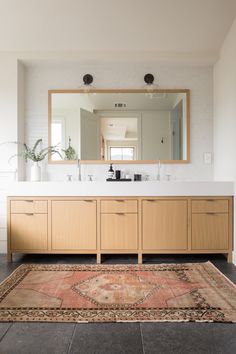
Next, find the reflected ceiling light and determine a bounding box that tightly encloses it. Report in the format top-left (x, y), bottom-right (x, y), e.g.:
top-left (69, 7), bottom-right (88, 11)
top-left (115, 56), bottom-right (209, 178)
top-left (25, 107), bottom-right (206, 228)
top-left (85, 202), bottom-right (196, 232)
top-left (143, 73), bottom-right (159, 98)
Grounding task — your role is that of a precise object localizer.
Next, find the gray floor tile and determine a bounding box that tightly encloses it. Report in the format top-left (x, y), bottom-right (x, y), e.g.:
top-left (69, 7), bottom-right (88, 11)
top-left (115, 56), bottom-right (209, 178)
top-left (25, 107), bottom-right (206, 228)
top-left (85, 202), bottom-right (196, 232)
top-left (0, 323), bottom-right (75, 354)
top-left (0, 323), bottom-right (11, 341)
top-left (140, 322), bottom-right (236, 354)
top-left (0, 264), bottom-right (19, 283)
top-left (69, 323), bottom-right (143, 354)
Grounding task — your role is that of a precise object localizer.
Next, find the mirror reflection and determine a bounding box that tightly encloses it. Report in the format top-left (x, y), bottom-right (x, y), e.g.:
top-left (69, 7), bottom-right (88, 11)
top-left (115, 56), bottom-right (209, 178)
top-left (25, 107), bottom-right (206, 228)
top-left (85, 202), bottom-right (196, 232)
top-left (49, 90), bottom-right (189, 163)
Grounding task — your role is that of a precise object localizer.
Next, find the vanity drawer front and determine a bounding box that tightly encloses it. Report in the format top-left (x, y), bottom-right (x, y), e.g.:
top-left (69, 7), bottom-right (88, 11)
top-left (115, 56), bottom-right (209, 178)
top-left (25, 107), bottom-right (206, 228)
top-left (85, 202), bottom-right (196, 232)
top-left (101, 213), bottom-right (138, 250)
top-left (101, 200), bottom-right (138, 213)
top-left (191, 199), bottom-right (228, 213)
top-left (11, 200), bottom-right (48, 214)
top-left (10, 213), bottom-right (48, 250)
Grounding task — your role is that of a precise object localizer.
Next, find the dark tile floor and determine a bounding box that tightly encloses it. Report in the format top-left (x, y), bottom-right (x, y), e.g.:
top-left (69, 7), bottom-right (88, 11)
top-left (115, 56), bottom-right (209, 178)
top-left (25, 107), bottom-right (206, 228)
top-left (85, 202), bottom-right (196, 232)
top-left (0, 253), bottom-right (235, 354)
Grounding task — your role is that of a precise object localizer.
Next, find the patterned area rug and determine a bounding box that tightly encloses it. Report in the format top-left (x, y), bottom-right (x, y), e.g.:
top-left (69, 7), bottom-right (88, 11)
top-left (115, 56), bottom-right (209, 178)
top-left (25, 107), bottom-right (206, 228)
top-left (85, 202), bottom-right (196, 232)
top-left (0, 262), bottom-right (235, 323)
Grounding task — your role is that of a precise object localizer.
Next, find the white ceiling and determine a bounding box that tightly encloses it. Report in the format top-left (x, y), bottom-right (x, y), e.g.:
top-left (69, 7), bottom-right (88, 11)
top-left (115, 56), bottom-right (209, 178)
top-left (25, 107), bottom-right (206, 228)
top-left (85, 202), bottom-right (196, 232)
top-left (101, 117), bottom-right (138, 141)
top-left (52, 92), bottom-right (183, 111)
top-left (1, 0), bottom-right (236, 64)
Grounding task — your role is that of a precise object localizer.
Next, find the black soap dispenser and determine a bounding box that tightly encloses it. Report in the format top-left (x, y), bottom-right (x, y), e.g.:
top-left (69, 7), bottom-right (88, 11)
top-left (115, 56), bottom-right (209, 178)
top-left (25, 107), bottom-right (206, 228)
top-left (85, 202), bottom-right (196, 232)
top-left (107, 163), bottom-right (114, 179)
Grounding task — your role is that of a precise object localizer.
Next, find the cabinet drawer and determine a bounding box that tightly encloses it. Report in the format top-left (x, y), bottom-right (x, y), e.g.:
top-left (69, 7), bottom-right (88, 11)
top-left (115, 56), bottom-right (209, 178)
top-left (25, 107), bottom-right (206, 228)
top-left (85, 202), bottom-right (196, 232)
top-left (101, 200), bottom-right (137, 213)
top-left (10, 213), bottom-right (48, 250)
top-left (191, 199), bottom-right (228, 213)
top-left (101, 213), bottom-right (138, 250)
top-left (192, 213), bottom-right (228, 250)
top-left (11, 200), bottom-right (48, 214)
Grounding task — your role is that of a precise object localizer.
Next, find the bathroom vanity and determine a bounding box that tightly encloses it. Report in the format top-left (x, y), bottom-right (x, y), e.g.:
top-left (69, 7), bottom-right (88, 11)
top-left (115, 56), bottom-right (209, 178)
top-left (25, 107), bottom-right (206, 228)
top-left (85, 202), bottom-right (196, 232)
top-left (7, 181), bottom-right (234, 263)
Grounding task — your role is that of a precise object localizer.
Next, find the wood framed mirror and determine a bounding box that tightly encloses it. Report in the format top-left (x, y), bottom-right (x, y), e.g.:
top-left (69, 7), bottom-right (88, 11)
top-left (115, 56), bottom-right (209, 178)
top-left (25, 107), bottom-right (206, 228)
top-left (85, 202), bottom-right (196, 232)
top-left (48, 89), bottom-right (190, 164)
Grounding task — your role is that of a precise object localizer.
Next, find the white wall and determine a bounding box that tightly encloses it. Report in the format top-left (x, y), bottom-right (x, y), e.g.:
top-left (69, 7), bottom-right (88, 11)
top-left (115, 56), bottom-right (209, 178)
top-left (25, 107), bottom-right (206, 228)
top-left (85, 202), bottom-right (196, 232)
top-left (0, 54), bottom-right (19, 253)
top-left (213, 17), bottom-right (236, 264)
top-left (17, 61), bottom-right (25, 180)
top-left (24, 62), bottom-right (214, 182)
top-left (141, 111), bottom-right (170, 160)
top-left (0, 58), bottom-right (214, 253)
top-left (0, 55), bottom-right (18, 171)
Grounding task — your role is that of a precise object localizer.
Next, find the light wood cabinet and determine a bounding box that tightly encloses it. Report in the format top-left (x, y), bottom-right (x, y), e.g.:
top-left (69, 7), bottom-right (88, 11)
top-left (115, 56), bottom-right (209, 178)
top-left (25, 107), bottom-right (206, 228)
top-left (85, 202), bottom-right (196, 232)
top-left (101, 200), bottom-right (137, 213)
top-left (100, 198), bottom-right (138, 250)
top-left (191, 199), bottom-right (228, 213)
top-left (10, 199), bottom-right (48, 253)
top-left (11, 200), bottom-right (47, 214)
top-left (51, 200), bottom-right (97, 250)
top-left (101, 213), bottom-right (138, 250)
top-left (142, 199), bottom-right (188, 250)
top-left (10, 213), bottom-right (48, 251)
top-left (191, 198), bottom-right (230, 252)
top-left (192, 213), bottom-right (228, 250)
top-left (7, 196), bottom-right (233, 263)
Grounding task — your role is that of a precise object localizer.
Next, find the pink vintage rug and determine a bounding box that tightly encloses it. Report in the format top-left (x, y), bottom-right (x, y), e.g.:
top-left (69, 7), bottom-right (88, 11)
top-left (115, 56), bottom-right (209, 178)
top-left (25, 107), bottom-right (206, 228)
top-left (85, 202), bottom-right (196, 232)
top-left (0, 262), bottom-right (235, 323)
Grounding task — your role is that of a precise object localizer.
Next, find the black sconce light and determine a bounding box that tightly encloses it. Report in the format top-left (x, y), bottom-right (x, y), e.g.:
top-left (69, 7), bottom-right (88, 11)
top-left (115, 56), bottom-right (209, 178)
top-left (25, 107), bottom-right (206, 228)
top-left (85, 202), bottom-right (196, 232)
top-left (79, 74), bottom-right (95, 92)
top-left (83, 74), bottom-right (93, 86)
top-left (143, 73), bottom-right (159, 98)
top-left (144, 73), bottom-right (155, 85)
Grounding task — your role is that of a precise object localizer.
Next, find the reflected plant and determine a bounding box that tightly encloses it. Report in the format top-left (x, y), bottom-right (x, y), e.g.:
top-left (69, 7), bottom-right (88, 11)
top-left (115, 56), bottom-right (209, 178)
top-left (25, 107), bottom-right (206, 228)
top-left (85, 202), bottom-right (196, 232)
top-left (62, 137), bottom-right (77, 160)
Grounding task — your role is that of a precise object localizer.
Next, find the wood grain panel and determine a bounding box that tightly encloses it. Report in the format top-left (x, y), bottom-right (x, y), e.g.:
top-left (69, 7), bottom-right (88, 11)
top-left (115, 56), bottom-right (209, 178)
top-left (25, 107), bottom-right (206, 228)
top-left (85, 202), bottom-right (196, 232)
top-left (51, 200), bottom-right (97, 250)
top-left (11, 200), bottom-right (47, 214)
top-left (192, 213), bottom-right (228, 250)
top-left (191, 199), bottom-right (228, 213)
top-left (142, 200), bottom-right (188, 250)
top-left (10, 214), bottom-right (48, 250)
top-left (101, 200), bottom-right (137, 213)
top-left (101, 213), bottom-right (138, 250)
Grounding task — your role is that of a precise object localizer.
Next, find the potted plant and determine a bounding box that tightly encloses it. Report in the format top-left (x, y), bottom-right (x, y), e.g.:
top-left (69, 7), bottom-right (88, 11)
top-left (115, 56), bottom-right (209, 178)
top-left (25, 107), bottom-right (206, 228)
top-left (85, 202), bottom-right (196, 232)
top-left (9, 139), bottom-right (62, 181)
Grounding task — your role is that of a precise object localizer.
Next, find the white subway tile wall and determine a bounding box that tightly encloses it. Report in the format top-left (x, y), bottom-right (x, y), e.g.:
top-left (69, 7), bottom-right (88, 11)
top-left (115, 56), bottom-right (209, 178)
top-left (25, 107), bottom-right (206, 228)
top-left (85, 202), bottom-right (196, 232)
top-left (0, 62), bottom-right (214, 253)
top-left (24, 63), bottom-right (214, 182)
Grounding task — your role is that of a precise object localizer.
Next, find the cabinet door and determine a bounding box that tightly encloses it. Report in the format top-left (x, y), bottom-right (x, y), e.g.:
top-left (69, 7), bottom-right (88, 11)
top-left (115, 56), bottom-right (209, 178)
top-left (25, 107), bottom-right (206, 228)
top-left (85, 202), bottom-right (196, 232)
top-left (52, 200), bottom-right (97, 250)
top-left (142, 200), bottom-right (188, 250)
top-left (192, 213), bottom-right (228, 250)
top-left (10, 214), bottom-right (48, 250)
top-left (101, 213), bottom-right (138, 250)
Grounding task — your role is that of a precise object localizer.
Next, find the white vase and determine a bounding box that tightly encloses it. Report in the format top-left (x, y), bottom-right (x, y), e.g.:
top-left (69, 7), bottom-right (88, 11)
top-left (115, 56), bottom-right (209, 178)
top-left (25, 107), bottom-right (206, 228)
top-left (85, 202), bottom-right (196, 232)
top-left (30, 162), bottom-right (41, 182)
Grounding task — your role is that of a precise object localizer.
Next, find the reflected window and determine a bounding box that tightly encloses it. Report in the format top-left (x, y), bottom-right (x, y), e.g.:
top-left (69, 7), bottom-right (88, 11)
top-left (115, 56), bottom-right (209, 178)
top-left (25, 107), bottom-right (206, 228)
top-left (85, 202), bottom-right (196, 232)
top-left (51, 121), bottom-right (62, 147)
top-left (110, 147), bottom-right (135, 160)
top-left (51, 118), bottom-right (65, 160)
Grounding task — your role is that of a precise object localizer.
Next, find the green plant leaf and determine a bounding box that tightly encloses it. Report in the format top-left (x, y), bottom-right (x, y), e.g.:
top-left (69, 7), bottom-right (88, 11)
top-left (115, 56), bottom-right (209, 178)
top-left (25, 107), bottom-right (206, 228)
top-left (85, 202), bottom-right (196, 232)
top-left (32, 139), bottom-right (43, 154)
top-left (8, 139), bottom-right (62, 163)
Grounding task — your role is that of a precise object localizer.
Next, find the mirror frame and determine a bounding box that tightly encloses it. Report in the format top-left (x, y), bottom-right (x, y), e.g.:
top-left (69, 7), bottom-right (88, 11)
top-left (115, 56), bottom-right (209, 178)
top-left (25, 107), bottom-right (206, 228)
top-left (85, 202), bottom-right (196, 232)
top-left (48, 89), bottom-right (190, 164)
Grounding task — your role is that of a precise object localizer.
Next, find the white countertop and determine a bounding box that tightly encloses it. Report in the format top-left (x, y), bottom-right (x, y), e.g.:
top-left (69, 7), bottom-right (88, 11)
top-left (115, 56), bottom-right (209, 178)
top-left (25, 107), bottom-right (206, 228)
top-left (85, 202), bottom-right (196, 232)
top-left (5, 181), bottom-right (234, 197)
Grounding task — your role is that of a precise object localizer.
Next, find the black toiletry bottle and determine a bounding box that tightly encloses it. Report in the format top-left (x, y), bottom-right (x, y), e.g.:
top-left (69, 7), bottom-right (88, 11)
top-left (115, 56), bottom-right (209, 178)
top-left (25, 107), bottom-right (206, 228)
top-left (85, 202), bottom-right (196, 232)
top-left (108, 163), bottom-right (114, 179)
top-left (115, 170), bottom-right (121, 180)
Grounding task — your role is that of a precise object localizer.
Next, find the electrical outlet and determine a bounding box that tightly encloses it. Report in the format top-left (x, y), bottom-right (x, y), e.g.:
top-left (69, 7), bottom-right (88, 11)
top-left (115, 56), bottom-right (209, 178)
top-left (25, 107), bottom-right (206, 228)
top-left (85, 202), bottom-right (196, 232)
top-left (203, 152), bottom-right (212, 164)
